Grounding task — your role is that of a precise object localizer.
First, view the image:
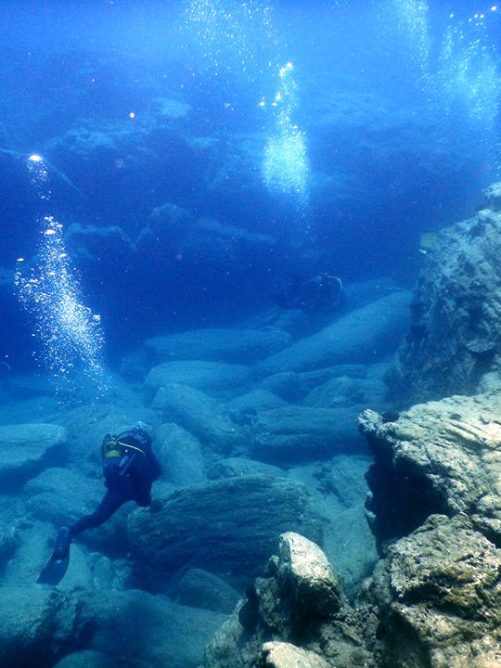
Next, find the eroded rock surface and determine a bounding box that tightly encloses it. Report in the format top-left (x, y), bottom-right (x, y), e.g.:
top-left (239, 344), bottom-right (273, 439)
top-left (146, 328), bottom-right (292, 363)
top-left (392, 186), bottom-right (501, 404)
top-left (357, 389), bottom-right (501, 666)
top-left (205, 532), bottom-right (370, 668)
top-left (259, 291), bottom-right (410, 374)
top-left (250, 405), bottom-right (364, 463)
top-left (364, 514), bottom-right (501, 667)
top-left (128, 476), bottom-right (324, 578)
top-left (0, 423), bottom-right (66, 489)
top-left (359, 392), bottom-right (501, 546)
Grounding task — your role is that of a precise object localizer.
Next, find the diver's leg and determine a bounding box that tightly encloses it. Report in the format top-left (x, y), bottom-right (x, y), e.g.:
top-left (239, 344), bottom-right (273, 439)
top-left (70, 489), bottom-right (127, 537)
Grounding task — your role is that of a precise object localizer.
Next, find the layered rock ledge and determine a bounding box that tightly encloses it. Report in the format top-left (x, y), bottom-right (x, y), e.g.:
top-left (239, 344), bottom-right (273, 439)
top-left (392, 183), bottom-right (501, 404)
top-left (359, 391), bottom-right (501, 547)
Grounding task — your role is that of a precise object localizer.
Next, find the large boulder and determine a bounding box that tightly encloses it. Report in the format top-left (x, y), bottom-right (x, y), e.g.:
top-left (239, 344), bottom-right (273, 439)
top-left (258, 291), bottom-right (411, 374)
top-left (205, 532), bottom-right (369, 668)
top-left (145, 328), bottom-right (292, 363)
top-left (392, 189), bottom-right (501, 404)
top-left (128, 476), bottom-right (324, 578)
top-left (155, 422), bottom-right (207, 485)
top-left (152, 383), bottom-right (246, 454)
top-left (169, 568), bottom-right (241, 614)
top-left (145, 360), bottom-right (253, 399)
top-left (260, 364), bottom-right (368, 403)
top-left (207, 457), bottom-right (285, 480)
top-left (303, 365), bottom-right (389, 409)
top-left (260, 642), bottom-right (329, 668)
top-left (54, 651), bottom-right (124, 668)
top-left (24, 468), bottom-right (129, 553)
top-left (359, 391), bottom-right (501, 546)
top-left (227, 389), bottom-right (287, 425)
top-left (0, 587), bottom-right (91, 668)
top-left (250, 406), bottom-right (364, 463)
top-left (78, 588), bottom-right (227, 668)
top-left (0, 423), bottom-right (66, 489)
top-left (365, 514), bottom-right (501, 667)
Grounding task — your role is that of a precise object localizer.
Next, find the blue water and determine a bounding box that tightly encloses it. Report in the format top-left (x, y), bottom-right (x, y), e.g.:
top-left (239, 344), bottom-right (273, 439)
top-left (0, 0), bottom-right (499, 374)
top-left (0, 2), bottom-right (499, 665)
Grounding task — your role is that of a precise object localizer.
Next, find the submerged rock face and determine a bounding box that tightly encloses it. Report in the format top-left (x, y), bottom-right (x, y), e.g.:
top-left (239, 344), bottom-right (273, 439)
top-left (359, 392), bottom-right (501, 546)
top-left (250, 405), bottom-right (364, 463)
top-left (393, 188), bottom-right (501, 404)
top-left (366, 514), bottom-right (501, 667)
top-left (152, 383), bottom-right (246, 453)
top-left (128, 476), bottom-right (324, 578)
top-left (146, 328), bottom-right (292, 363)
top-left (145, 360), bottom-right (253, 398)
top-left (0, 423), bottom-right (66, 489)
top-left (205, 532), bottom-right (369, 668)
top-left (258, 291), bottom-right (411, 374)
top-left (0, 587), bottom-right (91, 668)
top-left (358, 390), bottom-right (501, 666)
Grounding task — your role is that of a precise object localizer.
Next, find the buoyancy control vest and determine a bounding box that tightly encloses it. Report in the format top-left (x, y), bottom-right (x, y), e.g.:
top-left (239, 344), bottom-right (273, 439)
top-left (101, 432), bottom-right (148, 480)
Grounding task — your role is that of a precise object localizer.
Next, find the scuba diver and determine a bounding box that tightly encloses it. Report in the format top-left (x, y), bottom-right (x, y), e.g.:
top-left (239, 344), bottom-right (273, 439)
top-left (273, 271), bottom-right (343, 314)
top-left (38, 421), bottom-right (161, 586)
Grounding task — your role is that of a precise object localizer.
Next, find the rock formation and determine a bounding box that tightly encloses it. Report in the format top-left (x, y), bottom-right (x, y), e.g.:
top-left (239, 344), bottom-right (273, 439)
top-left (205, 532), bottom-right (370, 668)
top-left (391, 183), bottom-right (501, 405)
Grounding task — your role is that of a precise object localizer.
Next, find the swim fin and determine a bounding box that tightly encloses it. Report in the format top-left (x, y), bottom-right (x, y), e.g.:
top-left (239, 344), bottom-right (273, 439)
top-left (37, 526), bottom-right (71, 586)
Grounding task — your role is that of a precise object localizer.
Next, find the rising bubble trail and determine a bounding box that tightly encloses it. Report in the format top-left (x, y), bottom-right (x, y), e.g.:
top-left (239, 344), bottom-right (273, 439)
top-left (15, 155), bottom-right (107, 399)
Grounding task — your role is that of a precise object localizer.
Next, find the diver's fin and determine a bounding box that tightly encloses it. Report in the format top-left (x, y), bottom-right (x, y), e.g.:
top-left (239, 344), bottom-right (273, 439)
top-left (37, 526), bottom-right (71, 586)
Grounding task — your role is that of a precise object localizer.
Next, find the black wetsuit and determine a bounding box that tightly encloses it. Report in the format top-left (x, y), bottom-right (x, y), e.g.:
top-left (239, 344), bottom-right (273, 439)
top-left (70, 430), bottom-right (161, 538)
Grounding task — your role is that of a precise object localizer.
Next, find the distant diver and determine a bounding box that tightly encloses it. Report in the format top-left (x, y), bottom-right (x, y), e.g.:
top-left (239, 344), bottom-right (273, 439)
top-left (37, 422), bottom-right (161, 586)
top-left (273, 271), bottom-right (343, 313)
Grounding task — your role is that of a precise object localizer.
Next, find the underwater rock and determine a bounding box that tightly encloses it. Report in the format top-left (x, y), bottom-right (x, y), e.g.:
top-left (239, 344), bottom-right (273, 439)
top-left (359, 391), bottom-right (501, 547)
top-left (303, 362), bottom-right (389, 409)
top-left (145, 327), bottom-right (291, 363)
top-left (127, 475), bottom-right (324, 578)
top-left (1, 521), bottom-right (97, 591)
top-left (276, 532), bottom-right (344, 617)
top-left (259, 291), bottom-right (411, 374)
top-left (313, 455), bottom-right (373, 510)
top-left (303, 375), bottom-right (385, 409)
top-left (53, 650), bottom-right (124, 668)
top-left (136, 201), bottom-right (194, 260)
top-left (260, 371), bottom-right (304, 402)
top-left (259, 364), bottom-right (369, 403)
top-left (303, 375), bottom-right (362, 407)
top-left (169, 568), bottom-right (241, 614)
top-left (250, 405), bottom-right (364, 463)
top-left (392, 194), bottom-right (501, 403)
top-left (287, 457), bottom-right (378, 597)
top-left (25, 467), bottom-right (129, 553)
top-left (206, 456), bottom-right (285, 480)
top-left (0, 527), bottom-right (16, 566)
top-left (180, 218), bottom-right (275, 271)
top-left (204, 531), bottom-right (369, 668)
top-left (322, 502), bottom-right (378, 601)
top-left (0, 587), bottom-right (91, 668)
top-left (365, 514), bottom-right (501, 667)
top-left (65, 223), bottom-right (134, 264)
top-left (156, 422), bottom-right (207, 485)
top-left (0, 423), bottom-right (66, 489)
top-left (226, 389), bottom-right (287, 425)
top-left (145, 360), bottom-right (253, 399)
top-left (77, 588), bottom-right (227, 668)
top-left (152, 383), bottom-right (246, 454)
top-left (260, 642), bottom-right (329, 668)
